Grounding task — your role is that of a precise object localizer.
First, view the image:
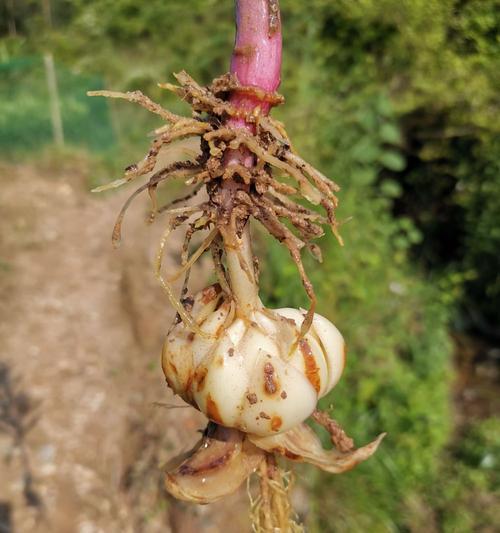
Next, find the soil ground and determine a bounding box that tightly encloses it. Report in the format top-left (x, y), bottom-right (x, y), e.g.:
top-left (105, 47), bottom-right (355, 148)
top-left (0, 157), bottom-right (250, 533)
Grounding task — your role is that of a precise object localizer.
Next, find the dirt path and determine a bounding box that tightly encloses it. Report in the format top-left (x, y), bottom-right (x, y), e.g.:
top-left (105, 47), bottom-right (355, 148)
top-left (0, 158), bottom-right (249, 533)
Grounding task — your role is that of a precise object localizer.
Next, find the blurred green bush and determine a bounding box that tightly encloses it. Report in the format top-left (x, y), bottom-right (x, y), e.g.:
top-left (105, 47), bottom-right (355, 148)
top-left (260, 88), bottom-right (453, 530)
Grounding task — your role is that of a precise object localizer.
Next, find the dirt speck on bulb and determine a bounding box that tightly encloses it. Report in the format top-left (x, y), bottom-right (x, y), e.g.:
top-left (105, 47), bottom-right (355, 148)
top-left (263, 362), bottom-right (279, 395)
top-left (246, 393), bottom-right (258, 405)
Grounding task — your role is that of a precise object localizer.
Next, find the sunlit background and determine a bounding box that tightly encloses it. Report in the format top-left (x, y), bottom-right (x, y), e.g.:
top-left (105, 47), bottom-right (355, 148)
top-left (1, 1), bottom-right (499, 532)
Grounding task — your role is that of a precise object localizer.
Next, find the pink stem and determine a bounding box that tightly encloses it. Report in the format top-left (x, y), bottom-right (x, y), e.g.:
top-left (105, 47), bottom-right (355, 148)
top-left (226, 0), bottom-right (282, 167)
top-left (222, 1), bottom-right (282, 314)
top-left (230, 0), bottom-right (282, 119)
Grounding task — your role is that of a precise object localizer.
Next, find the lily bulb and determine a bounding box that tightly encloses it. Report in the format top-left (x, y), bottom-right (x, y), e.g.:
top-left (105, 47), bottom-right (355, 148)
top-left (160, 227), bottom-right (386, 505)
top-left (162, 253), bottom-right (385, 506)
top-left (163, 284), bottom-right (344, 436)
top-left (162, 229), bottom-right (345, 437)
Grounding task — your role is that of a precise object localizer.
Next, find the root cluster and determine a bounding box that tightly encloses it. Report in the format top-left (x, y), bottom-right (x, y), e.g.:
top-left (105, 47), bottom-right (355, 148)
top-left (89, 71), bottom-right (341, 335)
top-left (249, 455), bottom-right (303, 533)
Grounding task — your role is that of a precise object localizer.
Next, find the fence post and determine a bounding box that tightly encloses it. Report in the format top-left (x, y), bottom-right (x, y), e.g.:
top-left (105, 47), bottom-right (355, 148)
top-left (6, 0), bottom-right (17, 36)
top-left (43, 53), bottom-right (65, 148)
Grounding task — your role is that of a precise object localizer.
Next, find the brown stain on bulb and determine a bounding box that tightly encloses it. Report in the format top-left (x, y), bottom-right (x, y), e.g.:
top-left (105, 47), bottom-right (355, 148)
top-left (271, 416), bottom-right (282, 431)
top-left (284, 449), bottom-right (302, 461)
top-left (164, 374), bottom-right (174, 390)
top-left (215, 302), bottom-right (231, 338)
top-left (272, 447), bottom-right (302, 461)
top-left (184, 372), bottom-right (194, 401)
top-left (195, 366), bottom-right (208, 392)
top-left (178, 450), bottom-right (233, 476)
top-left (299, 339), bottom-right (321, 393)
top-left (263, 362), bottom-right (279, 395)
top-left (168, 360), bottom-right (179, 377)
top-left (201, 283), bottom-right (221, 304)
top-left (206, 394), bottom-right (223, 424)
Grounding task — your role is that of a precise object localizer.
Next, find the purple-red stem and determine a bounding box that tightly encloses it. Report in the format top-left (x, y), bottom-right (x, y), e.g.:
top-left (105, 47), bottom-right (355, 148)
top-left (226, 0), bottom-right (282, 167)
top-left (230, 0), bottom-right (282, 118)
top-left (222, 0), bottom-right (282, 315)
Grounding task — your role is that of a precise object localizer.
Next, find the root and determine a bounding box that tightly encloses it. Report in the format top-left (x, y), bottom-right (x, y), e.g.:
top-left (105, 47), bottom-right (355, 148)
top-left (249, 453), bottom-right (304, 533)
top-left (92, 71), bottom-right (342, 334)
top-left (252, 199), bottom-right (318, 337)
top-left (210, 236), bottom-right (232, 295)
top-left (157, 183), bottom-right (204, 214)
top-left (87, 89), bottom-right (183, 123)
top-left (111, 182), bottom-right (150, 247)
top-left (178, 213), bottom-right (213, 302)
top-left (111, 162), bottom-right (203, 246)
top-left (154, 215), bottom-right (211, 338)
top-left (167, 227), bottom-right (218, 282)
top-left (312, 409), bottom-right (355, 453)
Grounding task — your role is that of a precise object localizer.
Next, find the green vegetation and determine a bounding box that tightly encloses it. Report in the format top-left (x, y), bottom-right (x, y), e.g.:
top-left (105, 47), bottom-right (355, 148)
top-left (2, 0), bottom-right (498, 530)
top-left (0, 57), bottom-right (114, 155)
